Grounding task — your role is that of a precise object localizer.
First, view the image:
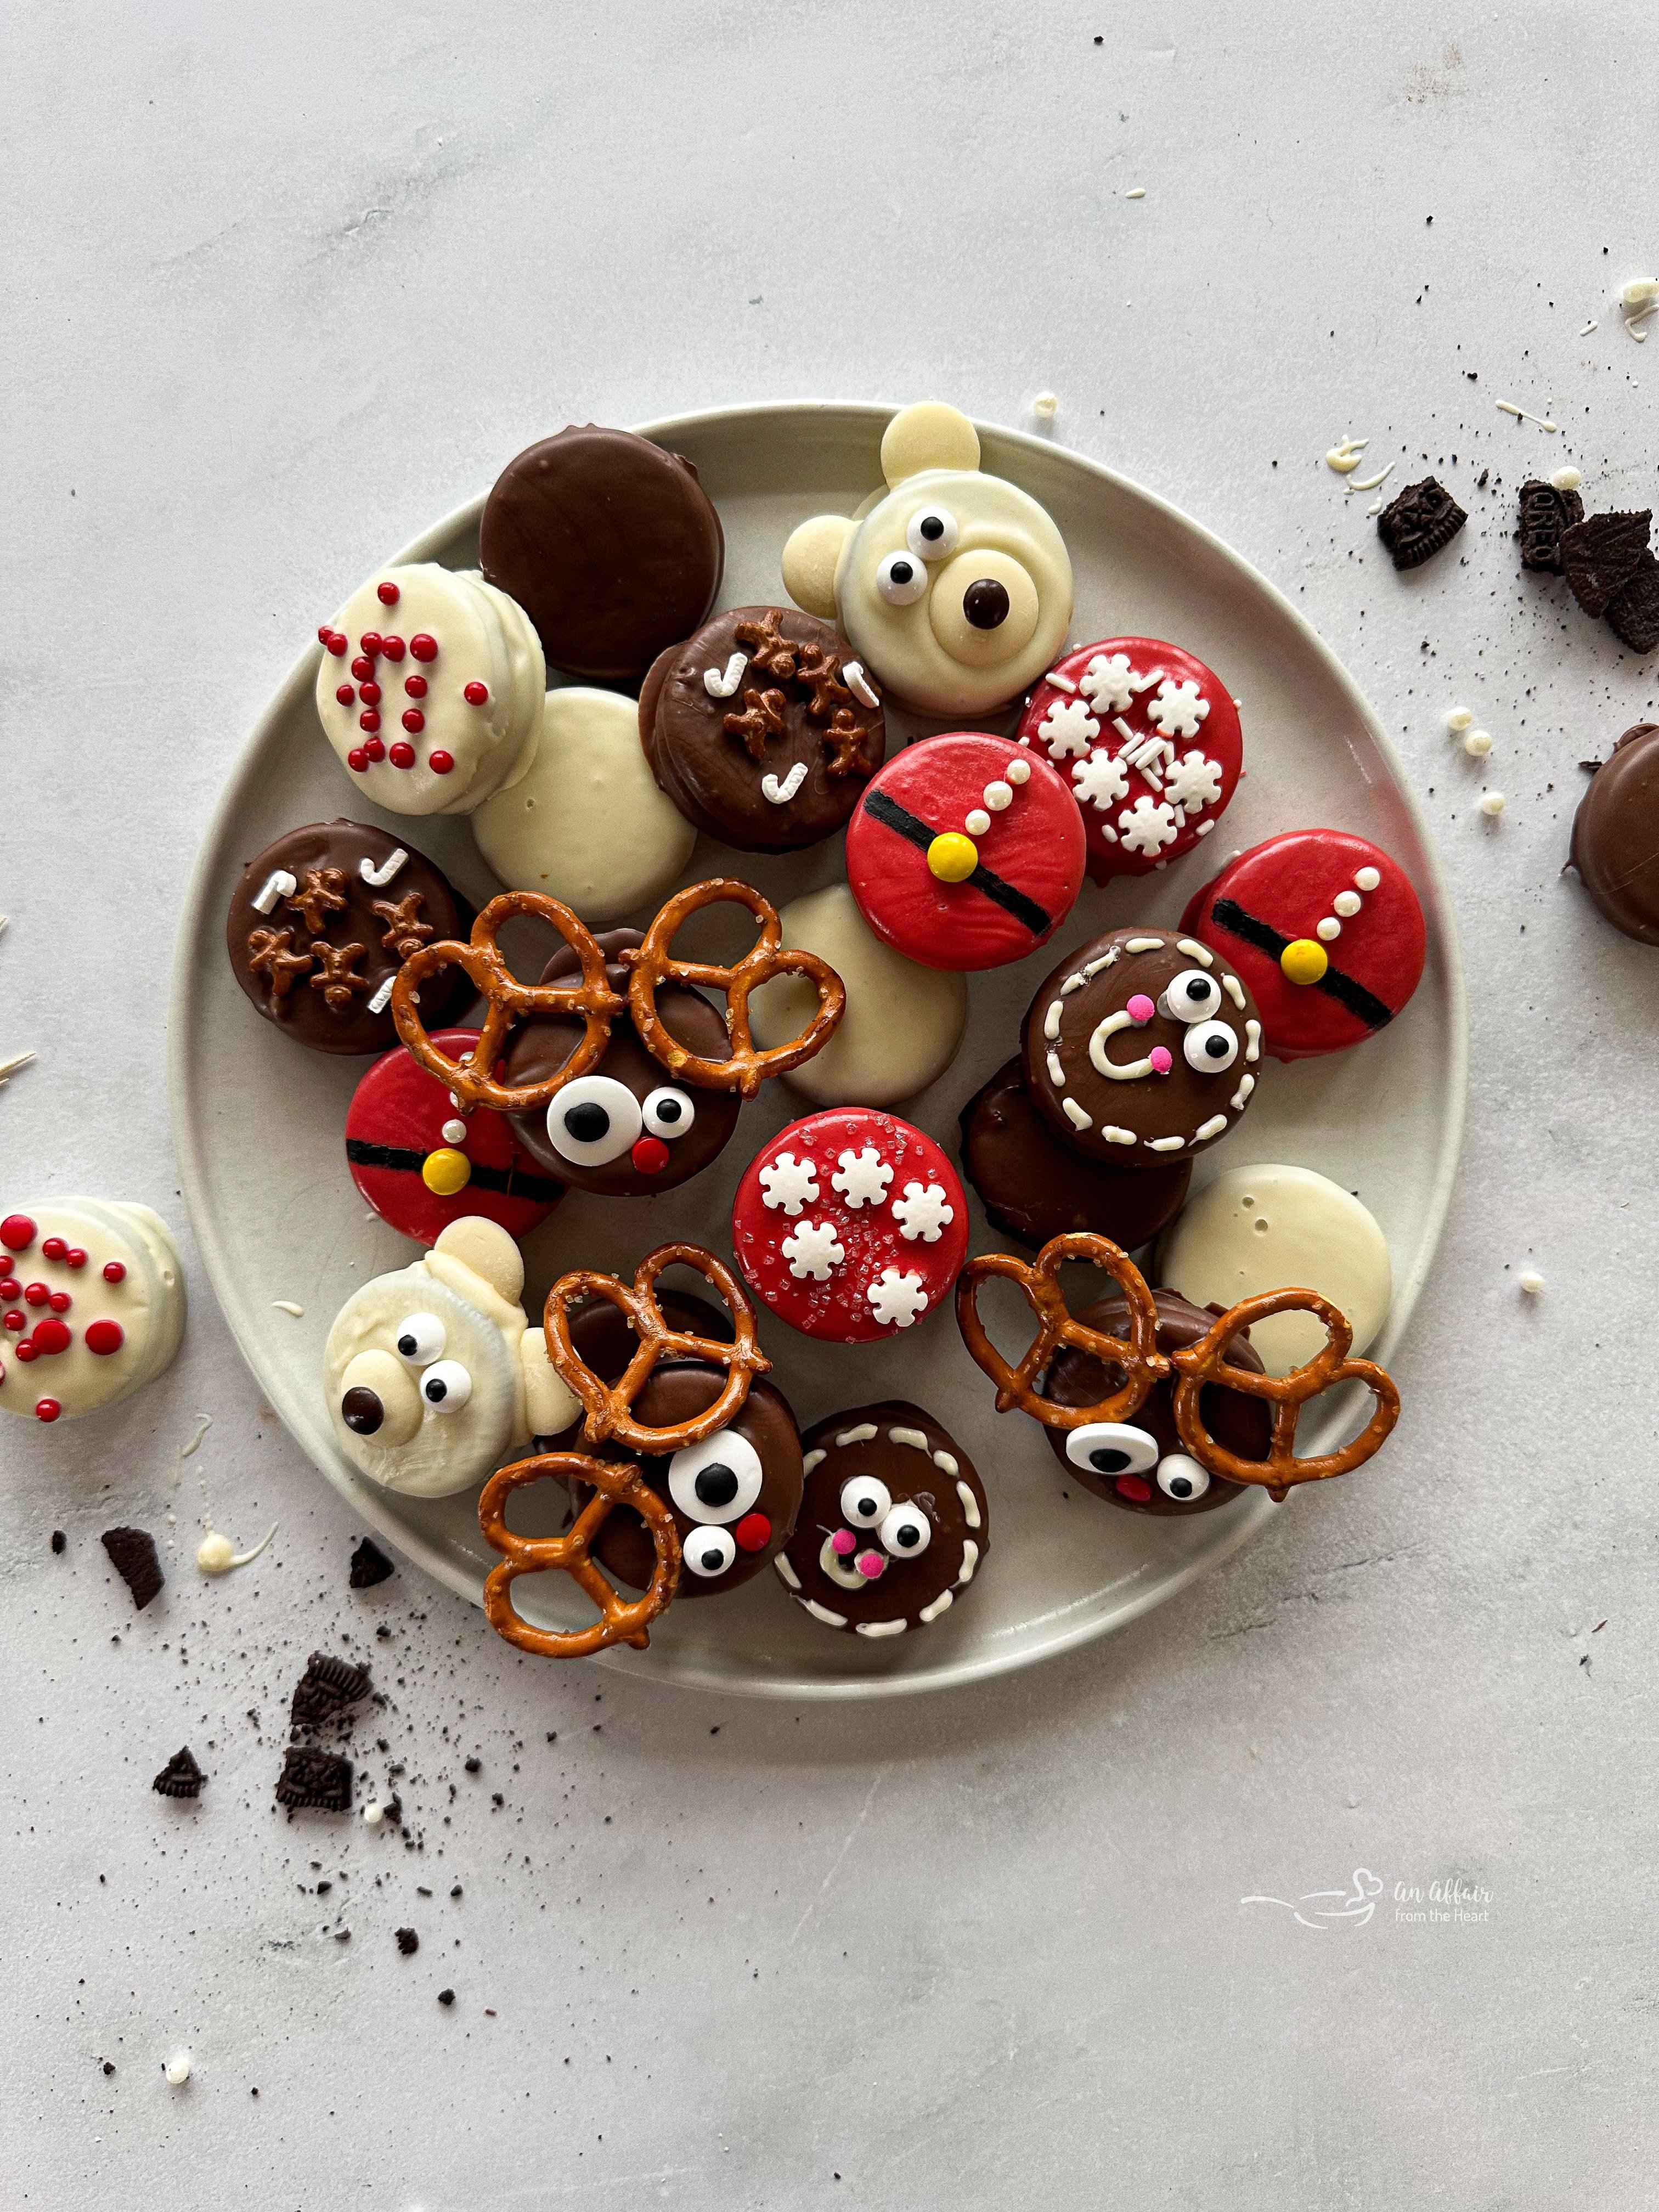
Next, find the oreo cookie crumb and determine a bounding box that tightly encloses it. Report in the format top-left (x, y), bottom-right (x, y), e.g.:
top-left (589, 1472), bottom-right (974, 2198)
top-left (348, 1536), bottom-right (394, 1589)
top-left (152, 1747), bottom-right (205, 1799)
top-left (450, 1884), bottom-right (463, 1899)
top-left (50, 1530), bottom-right (65, 1555)
top-left (1518, 477), bottom-right (1584, 573)
top-left (437, 1988), bottom-right (455, 2007)
top-left (290, 1652), bottom-right (372, 1730)
top-left (1606, 551), bottom-right (1659, 652)
top-left (1377, 477), bottom-right (1468, 569)
top-left (335, 1929), bottom-right (352, 1943)
top-left (101, 1526), bottom-right (163, 1610)
top-left (1562, 510), bottom-right (1652, 617)
top-left (396, 1927), bottom-right (419, 1956)
top-left (102, 2062), bottom-right (114, 2075)
top-left (275, 1746), bottom-right (353, 1813)
top-left (464, 1757), bottom-right (481, 1775)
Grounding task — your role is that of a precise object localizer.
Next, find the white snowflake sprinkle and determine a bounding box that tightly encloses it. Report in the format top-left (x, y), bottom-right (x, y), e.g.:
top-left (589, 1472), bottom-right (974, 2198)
top-left (780, 1218), bottom-right (845, 1280)
top-left (831, 1147), bottom-right (893, 1209)
top-left (1079, 652), bottom-right (1136, 714)
top-left (1161, 749), bottom-right (1224, 812)
top-left (891, 1181), bottom-right (955, 1243)
top-left (1036, 697), bottom-right (1099, 759)
top-left (1147, 678), bottom-right (1211, 738)
top-left (866, 1268), bottom-right (928, 1328)
top-left (1071, 749), bottom-right (1130, 812)
top-left (758, 1152), bottom-right (820, 1215)
top-left (1116, 795), bottom-right (1180, 856)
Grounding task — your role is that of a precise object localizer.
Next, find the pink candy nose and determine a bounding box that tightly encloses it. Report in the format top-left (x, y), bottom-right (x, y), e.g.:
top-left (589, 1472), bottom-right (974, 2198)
top-left (855, 1549), bottom-right (887, 1579)
top-left (1148, 1045), bottom-right (1173, 1075)
top-left (1127, 993), bottom-right (1156, 1024)
top-left (830, 1528), bottom-right (857, 1558)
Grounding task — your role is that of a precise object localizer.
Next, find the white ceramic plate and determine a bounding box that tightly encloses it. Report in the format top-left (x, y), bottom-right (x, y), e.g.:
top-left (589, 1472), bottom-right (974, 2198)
top-left (171, 402), bottom-right (1466, 1701)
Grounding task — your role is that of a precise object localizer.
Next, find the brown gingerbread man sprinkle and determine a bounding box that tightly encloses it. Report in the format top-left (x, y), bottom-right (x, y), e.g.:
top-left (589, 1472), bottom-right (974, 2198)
top-left (733, 611), bottom-right (799, 682)
top-left (821, 706), bottom-right (877, 777)
top-left (792, 641), bottom-right (852, 721)
top-left (371, 891), bottom-right (433, 960)
top-left (724, 687), bottom-right (789, 760)
top-left (308, 940), bottom-right (370, 1013)
top-left (245, 928), bottom-right (314, 1001)
top-left (287, 866), bottom-right (349, 934)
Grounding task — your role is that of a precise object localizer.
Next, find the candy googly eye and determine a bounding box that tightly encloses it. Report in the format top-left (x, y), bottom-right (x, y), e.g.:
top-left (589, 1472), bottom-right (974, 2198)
top-left (878, 1500), bottom-right (932, 1558)
top-left (905, 505), bottom-right (960, 562)
top-left (641, 1085), bottom-right (696, 1141)
top-left (839, 1475), bottom-right (891, 1527)
top-left (546, 1074), bottom-right (643, 1166)
top-left (1156, 1453), bottom-right (1211, 1502)
top-left (1183, 1019), bottom-right (1239, 1073)
top-left (684, 1524), bottom-right (738, 1578)
top-left (1159, 969), bottom-right (1222, 1023)
top-left (393, 1312), bottom-right (446, 1367)
top-left (668, 1429), bottom-right (764, 1524)
top-left (876, 550), bottom-right (929, 606)
top-left (420, 1359), bottom-right (472, 1412)
top-left (1065, 1423), bottom-right (1159, 1477)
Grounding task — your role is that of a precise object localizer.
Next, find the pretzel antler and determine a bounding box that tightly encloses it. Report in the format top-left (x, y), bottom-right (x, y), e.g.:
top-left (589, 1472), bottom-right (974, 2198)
top-left (478, 1451), bottom-right (681, 1658)
top-left (624, 878), bottom-right (844, 1099)
top-left (390, 890), bottom-right (625, 1111)
top-left (1170, 1289), bottom-right (1400, 1500)
top-left (544, 1243), bottom-right (770, 1453)
top-left (955, 1233), bottom-right (1168, 1428)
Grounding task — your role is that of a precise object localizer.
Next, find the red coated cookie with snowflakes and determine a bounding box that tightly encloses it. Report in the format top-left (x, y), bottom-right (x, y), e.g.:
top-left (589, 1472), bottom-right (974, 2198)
top-left (1179, 829), bottom-right (1427, 1060)
top-left (345, 1028), bottom-right (564, 1245)
top-left (731, 1109), bottom-right (968, 1344)
top-left (844, 732), bottom-right (1086, 971)
top-left (1016, 637), bottom-right (1243, 885)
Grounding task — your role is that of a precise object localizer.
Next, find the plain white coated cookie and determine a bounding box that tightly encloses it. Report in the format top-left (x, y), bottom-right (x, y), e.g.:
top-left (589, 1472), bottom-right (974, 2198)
top-left (748, 882), bottom-right (967, 1106)
top-left (0, 1199), bottom-right (184, 1423)
top-left (471, 685), bottom-right (697, 922)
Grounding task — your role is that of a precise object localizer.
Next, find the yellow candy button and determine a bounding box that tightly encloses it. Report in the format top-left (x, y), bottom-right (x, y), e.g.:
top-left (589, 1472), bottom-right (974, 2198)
top-left (1280, 938), bottom-right (1329, 986)
top-left (421, 1147), bottom-right (473, 1197)
top-left (927, 831), bottom-right (979, 883)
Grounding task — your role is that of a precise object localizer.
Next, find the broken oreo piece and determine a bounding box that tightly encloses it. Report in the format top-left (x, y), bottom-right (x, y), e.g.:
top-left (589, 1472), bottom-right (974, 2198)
top-left (395, 1927), bottom-right (420, 1956)
top-left (1518, 477), bottom-right (1585, 573)
top-left (275, 1746), bottom-right (353, 1813)
top-left (50, 1530), bottom-right (66, 1555)
top-left (1377, 476), bottom-right (1468, 570)
top-left (1561, 510), bottom-right (1652, 618)
top-left (153, 1747), bottom-right (205, 1799)
top-left (101, 1526), bottom-right (163, 1611)
top-left (290, 1652), bottom-right (372, 1730)
top-left (1606, 550), bottom-right (1659, 653)
top-left (348, 1536), bottom-right (394, 1589)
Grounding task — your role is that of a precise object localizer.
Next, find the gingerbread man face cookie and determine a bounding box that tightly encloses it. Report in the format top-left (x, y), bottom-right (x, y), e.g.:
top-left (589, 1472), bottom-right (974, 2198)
top-left (781, 402), bottom-right (1073, 719)
top-left (1022, 926), bottom-right (1262, 1166)
top-left (777, 1402), bottom-right (988, 1636)
top-left (1017, 637), bottom-right (1244, 884)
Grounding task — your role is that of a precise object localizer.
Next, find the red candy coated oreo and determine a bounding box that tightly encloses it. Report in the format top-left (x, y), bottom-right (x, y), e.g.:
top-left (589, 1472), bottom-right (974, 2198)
top-left (345, 1027), bottom-right (563, 1246)
top-left (1180, 828), bottom-right (1426, 1060)
top-left (845, 733), bottom-right (1085, 971)
top-left (1017, 637), bottom-right (1243, 885)
top-left (731, 1108), bottom-right (968, 1344)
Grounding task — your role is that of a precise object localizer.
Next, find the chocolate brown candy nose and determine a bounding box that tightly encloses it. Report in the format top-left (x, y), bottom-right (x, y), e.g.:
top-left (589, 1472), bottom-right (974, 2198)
top-left (962, 577), bottom-right (1010, 630)
top-left (342, 1386), bottom-right (384, 1435)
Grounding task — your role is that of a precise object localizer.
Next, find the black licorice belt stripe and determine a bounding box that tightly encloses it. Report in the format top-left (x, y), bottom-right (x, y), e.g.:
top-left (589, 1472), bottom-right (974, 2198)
top-left (345, 1138), bottom-right (564, 1199)
top-left (863, 789), bottom-right (1053, 939)
top-left (1210, 898), bottom-right (1395, 1030)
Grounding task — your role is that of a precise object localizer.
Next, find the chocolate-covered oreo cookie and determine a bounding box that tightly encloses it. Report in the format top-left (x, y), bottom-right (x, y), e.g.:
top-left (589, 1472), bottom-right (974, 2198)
top-left (1038, 1288), bottom-right (1269, 1515)
top-left (958, 1058), bottom-right (1191, 1250)
top-left (1571, 724), bottom-right (1659, 943)
top-left (479, 426), bottom-right (724, 682)
top-left (640, 606), bottom-right (884, 852)
top-left (227, 821), bottom-right (471, 1054)
top-left (502, 929), bottom-right (741, 1193)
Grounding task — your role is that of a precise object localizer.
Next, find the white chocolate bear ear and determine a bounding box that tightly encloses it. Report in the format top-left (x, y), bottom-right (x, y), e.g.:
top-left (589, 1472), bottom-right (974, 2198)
top-left (879, 402), bottom-right (981, 487)
top-left (520, 1329), bottom-right (581, 1437)
top-left (781, 514), bottom-right (852, 617)
top-left (431, 1216), bottom-right (524, 1304)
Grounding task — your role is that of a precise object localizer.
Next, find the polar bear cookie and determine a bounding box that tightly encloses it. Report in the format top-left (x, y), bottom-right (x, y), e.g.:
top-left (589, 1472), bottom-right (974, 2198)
top-left (315, 563), bottom-right (544, 816)
top-left (323, 1217), bottom-right (578, 1497)
top-left (0, 1202), bottom-right (184, 1424)
top-left (1157, 1163), bottom-right (1392, 1377)
top-left (747, 884), bottom-right (967, 1107)
top-left (471, 686), bottom-right (696, 921)
top-left (782, 402), bottom-right (1073, 719)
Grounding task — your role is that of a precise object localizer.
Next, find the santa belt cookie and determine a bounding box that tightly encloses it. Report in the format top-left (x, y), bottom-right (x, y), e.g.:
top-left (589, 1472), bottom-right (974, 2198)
top-left (860, 785), bottom-right (1054, 940)
top-left (1204, 896), bottom-right (1394, 1031)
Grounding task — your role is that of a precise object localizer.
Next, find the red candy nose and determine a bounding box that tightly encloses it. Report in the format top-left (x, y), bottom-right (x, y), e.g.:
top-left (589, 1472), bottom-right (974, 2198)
top-left (733, 1511), bottom-right (772, 1553)
top-left (1115, 1473), bottom-right (1153, 1503)
top-left (630, 1135), bottom-right (672, 1175)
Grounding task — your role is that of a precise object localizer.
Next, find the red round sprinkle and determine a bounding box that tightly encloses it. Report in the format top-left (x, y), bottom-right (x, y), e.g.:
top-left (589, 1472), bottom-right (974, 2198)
top-left (401, 708), bottom-right (425, 733)
top-left (64, 1248), bottom-right (87, 1269)
top-left (102, 1259), bottom-right (127, 1284)
top-left (3, 1312), bottom-right (24, 1333)
top-left (360, 631), bottom-right (383, 656)
top-left (34, 1398), bottom-right (61, 1423)
top-left (1115, 1473), bottom-right (1153, 1503)
top-left (351, 656), bottom-right (374, 681)
top-left (410, 633), bottom-right (438, 663)
top-left (336, 684), bottom-right (356, 706)
top-left (317, 625), bottom-right (333, 646)
top-left (359, 710), bottom-right (381, 733)
top-left (41, 1237), bottom-right (67, 1262)
top-left (47, 1291), bottom-right (71, 1314)
top-left (733, 1511), bottom-right (772, 1553)
top-left (428, 749), bottom-right (455, 775)
top-left (31, 1318), bottom-right (70, 1356)
top-left (364, 737), bottom-right (386, 762)
top-left (379, 634), bottom-right (405, 662)
top-left (360, 681), bottom-right (382, 706)
top-left (23, 1283), bottom-right (48, 1307)
top-left (85, 1318), bottom-right (125, 1357)
top-left (463, 681), bottom-right (489, 706)
top-left (330, 631), bottom-right (348, 655)
top-left (1, 1215), bottom-right (37, 1251)
top-left (630, 1134), bottom-right (672, 1176)
top-left (389, 741), bottom-right (417, 769)
top-left (15, 1341), bottom-right (37, 1362)
top-left (0, 1279), bottom-right (16, 1300)
top-left (347, 748), bottom-right (369, 773)
top-left (376, 580), bottom-right (401, 606)
top-left (404, 674), bottom-right (428, 698)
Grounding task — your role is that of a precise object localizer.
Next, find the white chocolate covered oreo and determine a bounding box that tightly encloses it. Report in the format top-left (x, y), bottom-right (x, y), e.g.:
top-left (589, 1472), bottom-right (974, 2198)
top-left (315, 563), bottom-right (544, 816)
top-left (0, 1201), bottom-right (184, 1424)
top-left (471, 685), bottom-right (696, 922)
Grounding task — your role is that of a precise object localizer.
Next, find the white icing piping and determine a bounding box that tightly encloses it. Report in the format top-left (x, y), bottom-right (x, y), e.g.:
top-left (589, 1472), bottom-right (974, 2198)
top-left (1043, 1001), bottom-right (1064, 1042)
top-left (958, 1540), bottom-right (980, 1584)
top-left (1194, 1114), bottom-right (1229, 1141)
top-left (761, 761), bottom-right (810, 805)
top-left (1125, 936), bottom-right (1165, 953)
top-left (820, 1534), bottom-right (868, 1590)
top-left (1088, 1009), bottom-right (1155, 1081)
top-left (801, 1598), bottom-right (847, 1628)
top-left (1230, 1073), bottom-right (1255, 1111)
top-left (933, 1449), bottom-right (959, 1477)
top-left (955, 1480), bottom-right (981, 1530)
top-left (834, 1424), bottom-right (877, 1446)
top-left (802, 1448), bottom-right (826, 1473)
top-left (1175, 939), bottom-right (1213, 966)
top-left (1063, 1099), bottom-right (1093, 1131)
top-left (1102, 1125), bottom-right (1136, 1145)
top-left (1221, 973), bottom-right (1246, 1011)
top-left (703, 652), bottom-right (747, 698)
top-left (774, 1553), bottom-right (802, 1589)
top-left (855, 1618), bottom-right (907, 1638)
top-left (359, 848), bottom-right (408, 887)
top-left (1245, 1019), bottom-right (1261, 1064)
top-left (918, 1590), bottom-right (954, 1623)
top-left (888, 1426), bottom-right (928, 1449)
top-left (1046, 1049), bottom-right (1066, 1087)
top-left (252, 869), bottom-right (296, 915)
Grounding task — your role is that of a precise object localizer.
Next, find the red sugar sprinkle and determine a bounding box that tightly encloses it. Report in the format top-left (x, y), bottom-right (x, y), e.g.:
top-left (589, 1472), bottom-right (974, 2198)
top-left (3, 1312), bottom-right (24, 1333)
top-left (317, 625), bottom-right (333, 646)
top-left (364, 737), bottom-right (386, 762)
top-left (0, 1280), bottom-right (16, 1300)
top-left (351, 656), bottom-right (374, 681)
top-left (380, 635), bottom-right (405, 662)
top-left (47, 1291), bottom-right (71, 1314)
top-left (1, 1215), bottom-right (37, 1252)
top-left (389, 741), bottom-right (417, 769)
top-left (41, 1237), bottom-right (67, 1262)
top-left (359, 710), bottom-right (382, 733)
top-left (34, 1398), bottom-right (61, 1423)
top-left (64, 1249), bottom-right (87, 1269)
top-left (336, 684), bottom-right (356, 706)
top-left (347, 748), bottom-right (369, 772)
top-left (376, 580), bottom-right (401, 606)
top-left (84, 1319), bottom-right (124, 1357)
top-left (31, 1318), bottom-right (70, 1356)
top-left (360, 631), bottom-right (383, 656)
top-left (102, 1260), bottom-right (127, 1285)
top-left (404, 674), bottom-right (428, 698)
top-left (360, 682), bottom-right (382, 706)
top-left (329, 631), bottom-right (348, 656)
top-left (401, 708), bottom-right (425, 734)
top-left (23, 1283), bottom-right (49, 1307)
top-left (428, 750), bottom-right (455, 775)
top-left (15, 1341), bottom-right (37, 1362)
top-left (463, 681), bottom-right (489, 706)
top-left (410, 634), bottom-right (438, 663)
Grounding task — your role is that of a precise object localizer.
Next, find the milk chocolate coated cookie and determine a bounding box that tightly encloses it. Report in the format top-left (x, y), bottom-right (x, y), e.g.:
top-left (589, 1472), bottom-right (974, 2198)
top-left (479, 425), bottom-right (724, 682)
top-left (1038, 1289), bottom-right (1268, 1515)
top-left (1571, 724), bottom-right (1659, 942)
top-left (1023, 926), bottom-right (1261, 1166)
top-left (958, 1058), bottom-right (1190, 1250)
top-left (502, 930), bottom-right (741, 1193)
top-left (228, 822), bottom-right (472, 1055)
top-left (640, 606), bottom-right (884, 852)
